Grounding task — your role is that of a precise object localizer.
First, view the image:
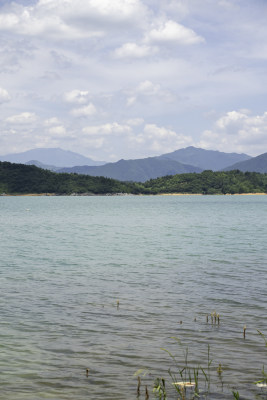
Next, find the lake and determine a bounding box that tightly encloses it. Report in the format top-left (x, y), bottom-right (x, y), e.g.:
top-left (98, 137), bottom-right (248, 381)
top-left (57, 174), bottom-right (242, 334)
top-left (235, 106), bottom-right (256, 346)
top-left (0, 195), bottom-right (267, 399)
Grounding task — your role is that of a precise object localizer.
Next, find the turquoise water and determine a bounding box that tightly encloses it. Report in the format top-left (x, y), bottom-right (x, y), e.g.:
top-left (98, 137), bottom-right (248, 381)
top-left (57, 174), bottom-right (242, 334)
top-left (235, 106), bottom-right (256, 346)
top-left (0, 195), bottom-right (267, 399)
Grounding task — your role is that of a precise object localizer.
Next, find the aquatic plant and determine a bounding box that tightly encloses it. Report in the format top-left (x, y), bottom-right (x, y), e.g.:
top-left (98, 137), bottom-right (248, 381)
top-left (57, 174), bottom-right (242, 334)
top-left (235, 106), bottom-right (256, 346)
top-left (135, 326), bottom-right (267, 399)
top-left (153, 377), bottom-right (167, 400)
top-left (154, 338), bottom-right (214, 399)
top-left (255, 330), bottom-right (267, 388)
top-left (232, 390), bottom-right (240, 399)
top-left (137, 376), bottom-right (141, 396)
top-left (243, 325), bottom-right (246, 339)
top-left (207, 311), bottom-right (220, 326)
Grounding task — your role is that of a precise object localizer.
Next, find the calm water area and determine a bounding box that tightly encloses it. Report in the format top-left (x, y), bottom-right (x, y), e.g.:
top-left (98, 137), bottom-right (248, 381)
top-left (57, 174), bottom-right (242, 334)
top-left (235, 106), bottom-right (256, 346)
top-left (0, 195), bottom-right (267, 399)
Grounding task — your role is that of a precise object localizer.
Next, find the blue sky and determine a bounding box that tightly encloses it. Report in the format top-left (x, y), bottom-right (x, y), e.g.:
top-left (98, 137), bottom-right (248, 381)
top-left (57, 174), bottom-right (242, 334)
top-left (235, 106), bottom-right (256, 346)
top-left (0, 0), bottom-right (267, 161)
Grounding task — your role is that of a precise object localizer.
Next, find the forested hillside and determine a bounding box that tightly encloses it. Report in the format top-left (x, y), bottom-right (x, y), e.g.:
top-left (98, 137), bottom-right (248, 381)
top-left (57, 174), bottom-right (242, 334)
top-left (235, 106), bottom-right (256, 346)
top-left (143, 170), bottom-right (267, 194)
top-left (0, 162), bottom-right (267, 195)
top-left (0, 162), bottom-right (136, 195)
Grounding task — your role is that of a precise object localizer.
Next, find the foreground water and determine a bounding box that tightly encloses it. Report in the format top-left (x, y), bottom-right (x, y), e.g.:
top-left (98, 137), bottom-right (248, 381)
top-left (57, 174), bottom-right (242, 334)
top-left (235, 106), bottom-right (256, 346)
top-left (0, 195), bottom-right (267, 399)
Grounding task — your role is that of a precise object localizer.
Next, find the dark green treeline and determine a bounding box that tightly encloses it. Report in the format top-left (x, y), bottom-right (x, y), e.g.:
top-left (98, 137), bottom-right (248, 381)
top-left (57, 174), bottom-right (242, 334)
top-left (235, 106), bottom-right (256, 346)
top-left (0, 161), bottom-right (267, 195)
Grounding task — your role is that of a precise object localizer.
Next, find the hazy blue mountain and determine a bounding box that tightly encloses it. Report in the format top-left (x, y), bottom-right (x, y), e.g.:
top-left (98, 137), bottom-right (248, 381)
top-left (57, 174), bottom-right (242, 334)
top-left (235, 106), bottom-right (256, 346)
top-left (25, 160), bottom-right (61, 172)
top-left (160, 146), bottom-right (251, 171)
top-left (223, 152), bottom-right (267, 172)
top-left (0, 148), bottom-right (105, 167)
top-left (59, 157), bottom-right (202, 182)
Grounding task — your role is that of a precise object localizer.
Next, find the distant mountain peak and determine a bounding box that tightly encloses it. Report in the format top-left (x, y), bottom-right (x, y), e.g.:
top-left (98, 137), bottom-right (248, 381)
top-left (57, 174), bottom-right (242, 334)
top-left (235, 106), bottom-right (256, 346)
top-left (160, 146), bottom-right (251, 171)
top-left (224, 152), bottom-right (267, 173)
top-left (59, 156), bottom-right (202, 182)
top-left (0, 147), bottom-right (106, 168)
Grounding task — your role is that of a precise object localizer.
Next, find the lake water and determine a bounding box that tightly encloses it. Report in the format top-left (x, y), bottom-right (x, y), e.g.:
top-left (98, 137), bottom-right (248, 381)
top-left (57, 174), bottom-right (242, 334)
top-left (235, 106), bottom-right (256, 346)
top-left (0, 195), bottom-right (267, 400)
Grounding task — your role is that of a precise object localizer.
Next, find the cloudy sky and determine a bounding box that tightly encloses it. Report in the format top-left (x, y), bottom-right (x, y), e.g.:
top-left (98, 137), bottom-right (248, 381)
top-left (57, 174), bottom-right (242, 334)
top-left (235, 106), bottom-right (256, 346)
top-left (0, 0), bottom-right (267, 161)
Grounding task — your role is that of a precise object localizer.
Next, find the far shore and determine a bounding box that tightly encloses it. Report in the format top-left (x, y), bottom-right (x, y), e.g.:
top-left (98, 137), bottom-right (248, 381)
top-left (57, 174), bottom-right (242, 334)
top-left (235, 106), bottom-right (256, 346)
top-left (159, 192), bottom-right (267, 196)
top-left (1, 192), bottom-right (267, 197)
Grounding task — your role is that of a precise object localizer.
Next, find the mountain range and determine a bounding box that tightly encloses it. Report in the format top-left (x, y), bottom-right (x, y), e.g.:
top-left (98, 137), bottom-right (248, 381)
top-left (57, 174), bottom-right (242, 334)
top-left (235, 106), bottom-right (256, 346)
top-left (0, 147), bottom-right (105, 168)
top-left (223, 152), bottom-right (267, 173)
top-left (58, 146), bottom-right (252, 181)
top-left (1, 146), bottom-right (266, 182)
top-left (59, 157), bottom-right (202, 182)
top-left (160, 146), bottom-right (251, 170)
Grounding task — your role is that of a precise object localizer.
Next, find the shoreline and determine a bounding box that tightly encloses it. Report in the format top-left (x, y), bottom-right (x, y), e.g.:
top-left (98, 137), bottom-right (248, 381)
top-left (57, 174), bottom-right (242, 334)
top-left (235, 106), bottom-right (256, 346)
top-left (159, 192), bottom-right (267, 196)
top-left (1, 192), bottom-right (267, 197)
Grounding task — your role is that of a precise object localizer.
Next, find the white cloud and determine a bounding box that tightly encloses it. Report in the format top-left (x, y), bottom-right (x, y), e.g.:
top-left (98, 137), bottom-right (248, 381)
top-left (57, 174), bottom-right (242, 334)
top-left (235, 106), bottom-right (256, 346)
top-left (144, 123), bottom-right (177, 139)
top-left (0, 87), bottom-right (11, 103)
top-left (199, 110), bottom-right (267, 155)
top-left (114, 19), bottom-right (204, 61)
top-left (136, 80), bottom-right (161, 95)
top-left (48, 125), bottom-right (66, 136)
top-left (55, 0), bottom-right (148, 30)
top-left (6, 112), bottom-right (37, 124)
top-left (127, 96), bottom-right (137, 107)
top-left (79, 122), bottom-right (133, 152)
top-left (71, 103), bottom-right (97, 117)
top-left (129, 123), bottom-right (193, 154)
top-left (145, 20), bottom-right (204, 45)
top-left (126, 80), bottom-right (175, 106)
top-left (0, 8), bottom-right (85, 39)
top-left (79, 121), bottom-right (193, 159)
top-left (114, 42), bottom-right (157, 58)
top-left (63, 90), bottom-right (90, 104)
top-left (0, 0), bottom-right (266, 160)
top-left (0, 0), bottom-right (148, 40)
top-left (44, 117), bottom-right (61, 126)
top-left (40, 0), bottom-right (147, 23)
top-left (83, 122), bottom-right (131, 136)
top-left (215, 111), bottom-right (247, 133)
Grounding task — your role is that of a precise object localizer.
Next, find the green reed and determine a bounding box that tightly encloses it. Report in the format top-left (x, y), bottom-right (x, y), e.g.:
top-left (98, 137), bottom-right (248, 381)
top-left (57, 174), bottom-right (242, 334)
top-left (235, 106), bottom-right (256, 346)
top-left (232, 390), bottom-right (240, 399)
top-left (255, 330), bottom-right (267, 388)
top-left (135, 337), bottom-right (213, 400)
top-left (134, 317), bottom-right (267, 399)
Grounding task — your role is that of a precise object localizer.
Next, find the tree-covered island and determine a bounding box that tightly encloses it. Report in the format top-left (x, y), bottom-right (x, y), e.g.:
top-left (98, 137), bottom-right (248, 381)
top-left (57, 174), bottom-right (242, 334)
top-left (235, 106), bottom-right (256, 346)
top-left (0, 161), bottom-right (267, 195)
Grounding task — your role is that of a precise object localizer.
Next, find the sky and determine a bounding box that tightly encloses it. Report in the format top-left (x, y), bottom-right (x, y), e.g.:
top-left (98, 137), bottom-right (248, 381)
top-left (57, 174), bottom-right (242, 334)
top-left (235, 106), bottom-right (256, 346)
top-left (0, 0), bottom-right (267, 161)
